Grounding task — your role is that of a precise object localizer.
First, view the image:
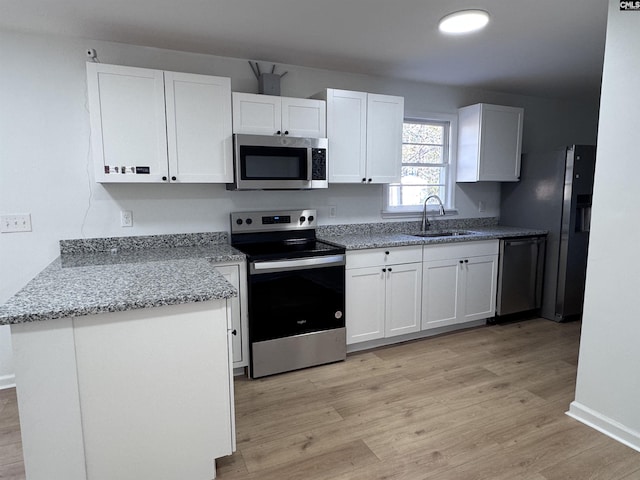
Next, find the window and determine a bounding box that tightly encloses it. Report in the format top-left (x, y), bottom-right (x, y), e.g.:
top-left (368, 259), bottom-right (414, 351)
top-left (384, 114), bottom-right (456, 214)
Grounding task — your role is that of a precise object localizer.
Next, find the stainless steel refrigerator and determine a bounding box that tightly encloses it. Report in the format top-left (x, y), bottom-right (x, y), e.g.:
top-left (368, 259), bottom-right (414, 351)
top-left (500, 145), bottom-right (596, 322)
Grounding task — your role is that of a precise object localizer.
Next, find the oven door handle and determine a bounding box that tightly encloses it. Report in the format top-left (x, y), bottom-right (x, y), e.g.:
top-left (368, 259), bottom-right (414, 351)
top-left (250, 254), bottom-right (345, 274)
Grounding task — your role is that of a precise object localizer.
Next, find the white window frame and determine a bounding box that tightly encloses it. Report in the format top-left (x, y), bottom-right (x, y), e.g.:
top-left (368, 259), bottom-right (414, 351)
top-left (383, 112), bottom-right (458, 217)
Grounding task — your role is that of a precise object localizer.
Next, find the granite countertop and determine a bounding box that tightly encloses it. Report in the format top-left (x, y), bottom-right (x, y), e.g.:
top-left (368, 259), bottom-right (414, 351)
top-left (319, 225), bottom-right (548, 250)
top-left (0, 237), bottom-right (246, 326)
top-left (0, 223), bottom-right (547, 325)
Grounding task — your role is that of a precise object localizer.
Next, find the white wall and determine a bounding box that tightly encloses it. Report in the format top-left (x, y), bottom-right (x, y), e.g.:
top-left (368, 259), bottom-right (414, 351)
top-left (0, 29), bottom-right (599, 387)
top-left (569, 1), bottom-right (640, 450)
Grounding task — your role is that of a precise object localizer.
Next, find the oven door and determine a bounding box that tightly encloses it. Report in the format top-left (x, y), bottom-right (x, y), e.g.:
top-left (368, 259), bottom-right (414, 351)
top-left (248, 255), bottom-right (345, 343)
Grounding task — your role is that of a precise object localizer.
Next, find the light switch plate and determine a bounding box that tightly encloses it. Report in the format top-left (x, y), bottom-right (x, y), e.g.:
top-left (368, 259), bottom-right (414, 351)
top-left (1, 214), bottom-right (32, 233)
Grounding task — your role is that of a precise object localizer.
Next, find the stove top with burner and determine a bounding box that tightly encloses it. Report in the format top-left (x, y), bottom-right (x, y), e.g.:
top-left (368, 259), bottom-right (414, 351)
top-left (230, 209), bottom-right (344, 261)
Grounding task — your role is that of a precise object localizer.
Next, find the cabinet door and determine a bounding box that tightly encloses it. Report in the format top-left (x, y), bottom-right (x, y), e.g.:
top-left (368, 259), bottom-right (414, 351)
top-left (460, 255), bottom-right (498, 322)
top-left (73, 302), bottom-right (232, 480)
top-left (478, 105), bottom-right (523, 181)
top-left (87, 63), bottom-right (168, 183)
top-left (165, 72), bottom-right (233, 183)
top-left (457, 103), bottom-right (524, 182)
top-left (325, 89), bottom-right (368, 183)
top-left (422, 258), bottom-right (461, 330)
top-left (281, 97), bottom-right (326, 137)
top-left (346, 266), bottom-right (386, 344)
top-left (216, 265), bottom-right (243, 364)
top-left (366, 94), bottom-right (403, 183)
top-left (385, 262), bottom-right (422, 337)
top-left (232, 92), bottom-right (281, 135)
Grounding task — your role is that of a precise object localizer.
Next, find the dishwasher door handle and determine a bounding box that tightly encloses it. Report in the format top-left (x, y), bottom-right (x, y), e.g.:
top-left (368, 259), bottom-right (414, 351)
top-left (504, 238), bottom-right (541, 247)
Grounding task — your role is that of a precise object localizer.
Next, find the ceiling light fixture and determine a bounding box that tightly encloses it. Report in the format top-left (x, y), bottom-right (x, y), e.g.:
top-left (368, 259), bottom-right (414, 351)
top-left (439, 9), bottom-right (490, 34)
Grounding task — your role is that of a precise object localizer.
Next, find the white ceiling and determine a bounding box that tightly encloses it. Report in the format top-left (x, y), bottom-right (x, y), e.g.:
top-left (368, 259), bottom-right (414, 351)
top-left (1, 0), bottom-right (608, 100)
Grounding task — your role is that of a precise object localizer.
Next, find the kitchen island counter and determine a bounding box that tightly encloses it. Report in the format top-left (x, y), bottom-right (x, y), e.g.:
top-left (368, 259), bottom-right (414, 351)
top-left (0, 239), bottom-right (244, 326)
top-left (3, 233), bottom-right (242, 480)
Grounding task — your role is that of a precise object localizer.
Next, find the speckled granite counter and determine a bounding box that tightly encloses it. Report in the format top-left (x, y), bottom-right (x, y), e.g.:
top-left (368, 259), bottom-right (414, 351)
top-left (318, 223), bottom-right (547, 250)
top-left (0, 233), bottom-right (245, 325)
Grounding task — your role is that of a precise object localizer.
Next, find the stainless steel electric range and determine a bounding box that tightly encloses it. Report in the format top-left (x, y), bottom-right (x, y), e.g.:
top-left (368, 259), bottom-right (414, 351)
top-left (230, 209), bottom-right (346, 378)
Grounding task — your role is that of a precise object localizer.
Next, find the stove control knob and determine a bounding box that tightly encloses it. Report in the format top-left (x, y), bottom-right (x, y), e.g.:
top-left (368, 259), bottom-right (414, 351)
top-left (246, 218), bottom-right (253, 225)
top-left (308, 215), bottom-right (315, 222)
top-left (299, 216), bottom-right (306, 223)
top-left (236, 218), bottom-right (243, 225)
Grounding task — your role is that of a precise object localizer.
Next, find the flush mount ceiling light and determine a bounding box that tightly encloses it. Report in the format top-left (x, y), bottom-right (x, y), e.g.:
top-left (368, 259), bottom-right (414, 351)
top-left (439, 9), bottom-right (490, 34)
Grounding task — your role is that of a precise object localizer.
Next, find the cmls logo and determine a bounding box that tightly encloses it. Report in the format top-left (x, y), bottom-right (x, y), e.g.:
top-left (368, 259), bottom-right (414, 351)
top-left (620, 0), bottom-right (640, 10)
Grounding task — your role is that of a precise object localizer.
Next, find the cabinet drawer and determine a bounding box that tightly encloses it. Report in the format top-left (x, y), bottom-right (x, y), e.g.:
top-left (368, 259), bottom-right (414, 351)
top-left (423, 240), bottom-right (499, 262)
top-left (346, 245), bottom-right (422, 269)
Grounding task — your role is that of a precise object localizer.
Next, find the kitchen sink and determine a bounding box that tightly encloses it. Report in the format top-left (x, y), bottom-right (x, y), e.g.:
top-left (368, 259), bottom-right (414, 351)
top-left (408, 230), bottom-right (473, 238)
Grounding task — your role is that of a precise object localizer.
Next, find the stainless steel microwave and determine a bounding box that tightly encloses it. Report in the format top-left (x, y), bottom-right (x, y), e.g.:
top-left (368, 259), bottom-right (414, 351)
top-left (227, 134), bottom-right (328, 190)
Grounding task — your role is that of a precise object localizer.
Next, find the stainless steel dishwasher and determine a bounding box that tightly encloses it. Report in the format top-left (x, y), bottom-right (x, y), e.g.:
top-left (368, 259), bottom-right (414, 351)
top-left (495, 236), bottom-right (546, 317)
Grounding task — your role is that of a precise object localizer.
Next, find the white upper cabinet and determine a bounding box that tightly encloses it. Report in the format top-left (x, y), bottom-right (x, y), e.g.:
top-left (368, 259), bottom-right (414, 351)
top-left (231, 93), bottom-right (281, 135)
top-left (87, 63), bottom-right (232, 184)
top-left (456, 103), bottom-right (524, 182)
top-left (366, 94), bottom-right (404, 184)
top-left (232, 92), bottom-right (326, 137)
top-left (165, 72), bottom-right (233, 183)
top-left (316, 89), bottom-right (403, 184)
top-left (322, 89), bottom-right (367, 183)
top-left (87, 63), bottom-right (168, 183)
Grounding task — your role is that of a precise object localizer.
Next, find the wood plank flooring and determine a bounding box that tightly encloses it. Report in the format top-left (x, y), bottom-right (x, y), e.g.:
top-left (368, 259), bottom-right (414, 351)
top-left (2, 318), bottom-right (639, 479)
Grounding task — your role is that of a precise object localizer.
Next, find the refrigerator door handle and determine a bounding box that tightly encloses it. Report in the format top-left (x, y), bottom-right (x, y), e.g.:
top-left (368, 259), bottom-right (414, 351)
top-left (535, 238), bottom-right (546, 308)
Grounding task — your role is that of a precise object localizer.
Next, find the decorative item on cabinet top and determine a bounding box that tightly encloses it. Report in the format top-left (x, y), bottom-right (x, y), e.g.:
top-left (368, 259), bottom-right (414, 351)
top-left (86, 62), bottom-right (233, 184)
top-left (247, 61), bottom-right (288, 96)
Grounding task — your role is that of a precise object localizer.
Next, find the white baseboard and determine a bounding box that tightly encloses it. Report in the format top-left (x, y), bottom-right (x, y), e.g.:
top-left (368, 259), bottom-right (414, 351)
top-left (0, 374), bottom-right (16, 390)
top-left (567, 401), bottom-right (640, 452)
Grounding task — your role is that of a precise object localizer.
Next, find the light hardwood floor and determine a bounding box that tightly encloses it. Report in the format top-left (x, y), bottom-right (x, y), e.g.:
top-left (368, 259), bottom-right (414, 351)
top-left (2, 318), bottom-right (639, 479)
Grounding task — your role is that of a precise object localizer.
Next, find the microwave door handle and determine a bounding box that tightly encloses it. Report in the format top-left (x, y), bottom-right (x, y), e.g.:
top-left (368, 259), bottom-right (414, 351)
top-left (307, 150), bottom-right (313, 181)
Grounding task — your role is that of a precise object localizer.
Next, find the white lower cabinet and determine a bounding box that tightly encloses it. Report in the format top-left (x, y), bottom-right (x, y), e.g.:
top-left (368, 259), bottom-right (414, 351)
top-left (385, 263), bottom-right (423, 337)
top-left (216, 263), bottom-right (249, 369)
top-left (422, 240), bottom-right (499, 330)
top-left (346, 266), bottom-right (387, 343)
top-left (346, 246), bottom-right (422, 345)
top-left (11, 300), bottom-right (235, 480)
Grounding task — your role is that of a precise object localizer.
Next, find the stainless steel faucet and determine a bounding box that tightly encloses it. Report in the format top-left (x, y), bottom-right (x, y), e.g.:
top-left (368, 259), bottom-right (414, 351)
top-left (421, 194), bottom-right (446, 232)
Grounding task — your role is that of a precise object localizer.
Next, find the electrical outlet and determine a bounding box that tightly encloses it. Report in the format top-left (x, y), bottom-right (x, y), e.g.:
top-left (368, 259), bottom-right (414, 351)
top-left (0, 214), bottom-right (32, 233)
top-left (478, 200), bottom-right (486, 213)
top-left (121, 210), bottom-right (133, 227)
top-left (329, 205), bottom-right (337, 218)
